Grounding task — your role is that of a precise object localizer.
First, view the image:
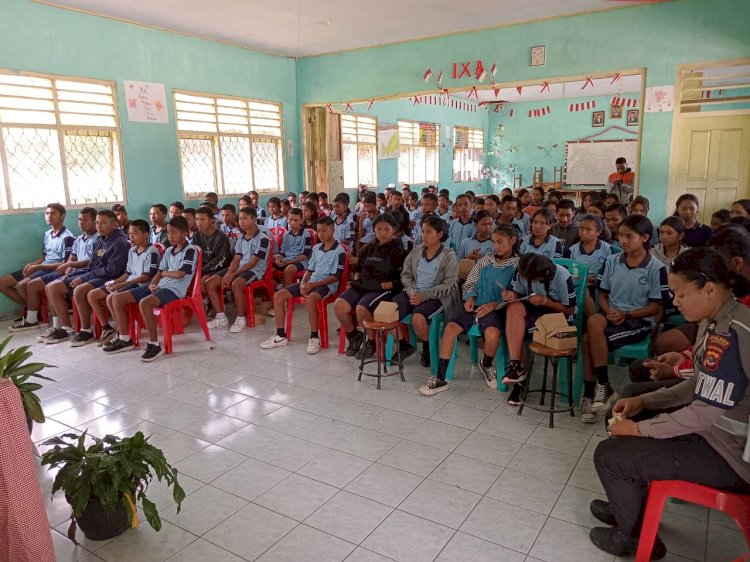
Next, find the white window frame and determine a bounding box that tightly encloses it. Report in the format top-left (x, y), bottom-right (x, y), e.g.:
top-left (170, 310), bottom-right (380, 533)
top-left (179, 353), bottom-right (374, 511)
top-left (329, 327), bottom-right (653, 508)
top-left (0, 69), bottom-right (126, 214)
top-left (398, 119), bottom-right (440, 185)
top-left (341, 114), bottom-right (378, 189)
top-left (453, 126), bottom-right (484, 182)
top-left (175, 89), bottom-right (285, 197)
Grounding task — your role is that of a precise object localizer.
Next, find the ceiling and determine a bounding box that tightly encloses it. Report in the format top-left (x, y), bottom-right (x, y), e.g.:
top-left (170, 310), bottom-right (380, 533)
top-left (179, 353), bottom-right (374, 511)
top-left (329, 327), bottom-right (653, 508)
top-left (454, 74), bottom-right (643, 103)
top-left (41, 0), bottom-right (649, 57)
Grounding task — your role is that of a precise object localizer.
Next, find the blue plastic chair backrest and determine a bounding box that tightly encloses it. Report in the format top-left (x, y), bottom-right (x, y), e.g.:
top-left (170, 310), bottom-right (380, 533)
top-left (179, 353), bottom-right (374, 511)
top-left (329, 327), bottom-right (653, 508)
top-left (553, 257), bottom-right (589, 334)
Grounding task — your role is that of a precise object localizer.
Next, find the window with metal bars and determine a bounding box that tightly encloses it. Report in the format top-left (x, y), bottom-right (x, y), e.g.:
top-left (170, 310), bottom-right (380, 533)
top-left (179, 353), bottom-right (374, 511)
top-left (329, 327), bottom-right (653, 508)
top-left (341, 114), bottom-right (377, 189)
top-left (398, 120), bottom-right (439, 185)
top-left (453, 126), bottom-right (484, 182)
top-left (175, 91), bottom-right (285, 196)
top-left (0, 71), bottom-right (125, 212)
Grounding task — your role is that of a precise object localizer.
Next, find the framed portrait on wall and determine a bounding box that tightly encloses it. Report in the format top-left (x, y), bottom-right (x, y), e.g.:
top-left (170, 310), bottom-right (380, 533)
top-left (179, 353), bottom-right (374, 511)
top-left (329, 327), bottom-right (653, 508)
top-left (592, 111), bottom-right (605, 127)
top-left (627, 109), bottom-right (639, 126)
top-left (610, 104), bottom-right (623, 119)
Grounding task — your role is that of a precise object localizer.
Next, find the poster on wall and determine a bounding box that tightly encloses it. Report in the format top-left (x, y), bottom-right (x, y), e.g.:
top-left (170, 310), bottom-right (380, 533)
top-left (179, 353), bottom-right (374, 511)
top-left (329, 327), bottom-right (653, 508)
top-left (123, 81), bottom-right (169, 124)
top-left (378, 124), bottom-right (399, 160)
top-left (645, 85), bottom-right (675, 113)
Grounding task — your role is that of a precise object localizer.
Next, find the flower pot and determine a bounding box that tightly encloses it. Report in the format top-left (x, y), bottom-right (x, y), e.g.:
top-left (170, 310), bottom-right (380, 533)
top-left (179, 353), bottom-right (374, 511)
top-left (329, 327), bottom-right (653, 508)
top-left (66, 494), bottom-right (130, 541)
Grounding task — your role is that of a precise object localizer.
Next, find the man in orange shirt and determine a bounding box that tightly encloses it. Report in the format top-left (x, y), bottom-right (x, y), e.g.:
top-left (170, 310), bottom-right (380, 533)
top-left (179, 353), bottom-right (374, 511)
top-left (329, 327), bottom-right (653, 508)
top-left (607, 157), bottom-right (636, 204)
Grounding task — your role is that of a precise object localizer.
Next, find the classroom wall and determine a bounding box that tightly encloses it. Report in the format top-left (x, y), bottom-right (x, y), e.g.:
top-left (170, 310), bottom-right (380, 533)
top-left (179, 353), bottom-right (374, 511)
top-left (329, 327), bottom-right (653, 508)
top-left (487, 93), bottom-right (641, 188)
top-left (345, 97), bottom-right (488, 199)
top-left (0, 0), bottom-right (298, 315)
top-left (297, 0), bottom-right (750, 219)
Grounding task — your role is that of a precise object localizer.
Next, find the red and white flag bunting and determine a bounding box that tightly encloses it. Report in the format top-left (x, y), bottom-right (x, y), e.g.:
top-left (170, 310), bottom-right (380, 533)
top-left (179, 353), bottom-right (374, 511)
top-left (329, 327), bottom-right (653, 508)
top-left (569, 100), bottom-right (596, 112)
top-left (528, 106), bottom-right (551, 118)
top-left (509, 109), bottom-right (515, 117)
top-left (611, 96), bottom-right (638, 107)
top-left (415, 95), bottom-right (477, 112)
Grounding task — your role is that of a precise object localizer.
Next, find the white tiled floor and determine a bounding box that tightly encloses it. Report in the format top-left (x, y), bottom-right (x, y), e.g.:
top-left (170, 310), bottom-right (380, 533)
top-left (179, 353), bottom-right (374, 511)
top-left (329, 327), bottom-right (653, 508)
top-left (13, 311), bottom-right (747, 562)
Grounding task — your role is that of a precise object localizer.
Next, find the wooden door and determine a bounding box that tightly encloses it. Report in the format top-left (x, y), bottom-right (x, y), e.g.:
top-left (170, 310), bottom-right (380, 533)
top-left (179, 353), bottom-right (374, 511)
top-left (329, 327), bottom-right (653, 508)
top-left (670, 115), bottom-right (750, 221)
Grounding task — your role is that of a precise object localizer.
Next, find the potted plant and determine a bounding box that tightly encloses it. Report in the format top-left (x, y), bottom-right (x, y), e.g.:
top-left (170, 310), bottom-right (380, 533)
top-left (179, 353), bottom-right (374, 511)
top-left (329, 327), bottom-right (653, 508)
top-left (0, 335), bottom-right (54, 431)
top-left (41, 431), bottom-right (185, 542)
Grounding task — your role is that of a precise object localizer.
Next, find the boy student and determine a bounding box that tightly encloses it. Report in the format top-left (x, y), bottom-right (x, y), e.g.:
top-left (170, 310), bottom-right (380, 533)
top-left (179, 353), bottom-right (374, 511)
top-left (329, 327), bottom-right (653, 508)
top-left (43, 210), bottom-right (130, 345)
top-left (299, 191), bottom-right (310, 206)
top-left (483, 194), bottom-right (500, 221)
top-left (387, 190), bottom-right (409, 227)
top-left (281, 199), bottom-right (291, 218)
top-left (248, 190), bottom-right (268, 224)
top-left (358, 192), bottom-right (380, 246)
top-left (287, 192), bottom-right (298, 208)
top-left (318, 192), bottom-right (331, 215)
top-left (266, 196), bottom-right (288, 229)
top-left (149, 204), bottom-right (169, 246)
top-left (219, 204), bottom-right (242, 250)
top-left (604, 203), bottom-right (628, 247)
top-left (205, 207), bottom-right (271, 333)
top-left (86, 219), bottom-right (160, 347)
top-left (204, 191), bottom-right (221, 221)
top-left (448, 194), bottom-right (476, 249)
top-left (458, 211), bottom-right (495, 260)
top-left (406, 191), bottom-right (421, 223)
top-left (437, 191), bottom-right (452, 221)
top-left (332, 193), bottom-right (356, 247)
top-left (9, 207), bottom-right (98, 332)
top-left (192, 206), bottom-right (232, 283)
top-left (261, 216), bottom-right (347, 353)
top-left (111, 203), bottom-right (131, 232)
top-left (497, 195), bottom-right (526, 236)
top-left (169, 201), bottom-right (184, 219)
top-left (274, 208), bottom-right (313, 286)
top-left (376, 193), bottom-right (388, 213)
top-left (103, 216), bottom-right (197, 361)
top-left (551, 199), bottom-right (580, 252)
top-left (183, 208), bottom-right (198, 242)
top-left (0, 203), bottom-right (75, 308)
top-left (412, 193), bottom-right (438, 245)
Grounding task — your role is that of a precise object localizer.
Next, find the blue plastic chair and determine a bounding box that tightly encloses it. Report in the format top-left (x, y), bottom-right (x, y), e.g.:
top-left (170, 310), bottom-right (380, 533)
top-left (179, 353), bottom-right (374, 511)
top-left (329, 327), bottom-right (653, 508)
top-left (385, 312), bottom-right (444, 375)
top-left (444, 324), bottom-right (508, 391)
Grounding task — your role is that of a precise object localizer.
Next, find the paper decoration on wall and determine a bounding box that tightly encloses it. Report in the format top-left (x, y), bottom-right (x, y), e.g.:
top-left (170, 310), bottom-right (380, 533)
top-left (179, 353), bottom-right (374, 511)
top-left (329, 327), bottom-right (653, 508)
top-left (610, 72), bottom-right (622, 85)
top-left (611, 96), bottom-right (638, 107)
top-left (123, 81), bottom-right (168, 124)
top-left (467, 86), bottom-right (479, 99)
top-left (540, 81), bottom-right (551, 93)
top-left (645, 85), bottom-right (675, 112)
top-left (344, 102), bottom-right (353, 112)
top-left (367, 99), bottom-right (375, 110)
top-left (418, 122), bottom-right (437, 146)
top-left (702, 89), bottom-right (724, 99)
top-left (516, 86), bottom-right (523, 95)
top-left (509, 109), bottom-right (515, 117)
top-left (537, 144), bottom-right (558, 157)
top-left (414, 95), bottom-right (478, 112)
top-left (377, 124), bottom-right (399, 160)
top-left (581, 76), bottom-right (595, 90)
top-left (528, 106), bottom-right (551, 118)
top-left (569, 100), bottom-right (596, 112)
top-left (412, 96), bottom-right (422, 106)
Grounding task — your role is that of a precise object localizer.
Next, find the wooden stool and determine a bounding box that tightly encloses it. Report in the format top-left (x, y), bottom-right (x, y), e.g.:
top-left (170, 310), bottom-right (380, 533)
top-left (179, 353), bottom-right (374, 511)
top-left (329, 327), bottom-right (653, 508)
top-left (358, 319), bottom-right (405, 390)
top-left (518, 342), bottom-right (576, 428)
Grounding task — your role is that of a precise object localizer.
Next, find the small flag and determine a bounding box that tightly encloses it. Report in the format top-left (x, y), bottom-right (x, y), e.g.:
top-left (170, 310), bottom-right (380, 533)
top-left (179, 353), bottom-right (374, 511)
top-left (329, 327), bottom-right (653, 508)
top-left (493, 87), bottom-right (501, 98)
top-left (516, 86), bottom-right (523, 95)
top-left (610, 72), bottom-right (621, 85)
top-left (326, 104), bottom-right (334, 114)
top-left (423, 69), bottom-right (433, 82)
top-left (540, 81), bottom-right (550, 93)
top-left (413, 96), bottom-right (421, 106)
top-left (509, 109), bottom-right (515, 117)
top-left (367, 99), bottom-right (374, 110)
top-left (436, 70), bottom-right (443, 87)
top-left (490, 61), bottom-right (497, 77)
top-left (344, 102), bottom-right (353, 112)
top-left (468, 86), bottom-right (479, 99)
top-left (582, 76), bottom-right (594, 90)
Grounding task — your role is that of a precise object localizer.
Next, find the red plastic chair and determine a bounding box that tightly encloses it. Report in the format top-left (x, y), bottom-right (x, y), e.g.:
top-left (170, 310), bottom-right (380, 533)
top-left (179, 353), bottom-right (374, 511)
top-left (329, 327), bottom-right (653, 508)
top-left (286, 246), bottom-right (350, 349)
top-left (130, 247), bottom-right (211, 354)
top-left (273, 229), bottom-right (318, 285)
top-left (306, 228), bottom-right (318, 246)
top-left (244, 245), bottom-right (276, 328)
top-left (268, 227), bottom-right (286, 250)
top-left (153, 243), bottom-right (166, 255)
top-left (636, 480), bottom-right (750, 562)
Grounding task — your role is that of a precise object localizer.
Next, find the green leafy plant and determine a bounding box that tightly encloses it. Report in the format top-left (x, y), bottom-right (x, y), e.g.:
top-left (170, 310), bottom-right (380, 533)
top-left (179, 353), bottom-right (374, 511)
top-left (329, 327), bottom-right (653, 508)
top-left (0, 335), bottom-right (54, 423)
top-left (41, 431), bottom-right (185, 533)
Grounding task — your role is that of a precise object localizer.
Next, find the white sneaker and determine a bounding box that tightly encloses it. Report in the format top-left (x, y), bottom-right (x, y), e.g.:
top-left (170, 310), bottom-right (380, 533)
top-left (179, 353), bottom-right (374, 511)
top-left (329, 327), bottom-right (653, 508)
top-left (208, 316), bottom-right (229, 329)
top-left (229, 317), bottom-right (246, 333)
top-left (268, 308), bottom-right (276, 317)
top-left (306, 337), bottom-right (321, 354)
top-left (260, 334), bottom-right (288, 349)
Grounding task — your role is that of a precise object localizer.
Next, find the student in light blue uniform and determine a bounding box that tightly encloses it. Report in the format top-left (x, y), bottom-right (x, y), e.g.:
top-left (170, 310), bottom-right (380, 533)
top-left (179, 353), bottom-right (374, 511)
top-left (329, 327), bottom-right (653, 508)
top-left (519, 208), bottom-right (563, 259)
top-left (581, 214), bottom-right (669, 423)
top-left (566, 214), bottom-right (616, 316)
top-left (358, 193), bottom-right (379, 246)
top-left (265, 197), bottom-right (288, 229)
top-left (448, 194), bottom-right (476, 250)
top-left (497, 196), bottom-right (527, 237)
top-left (332, 193), bottom-right (356, 248)
top-left (261, 217), bottom-right (347, 353)
top-left (502, 253), bottom-right (577, 405)
top-left (458, 211), bottom-right (495, 260)
top-left (274, 209), bottom-right (313, 286)
top-left (412, 193), bottom-right (438, 245)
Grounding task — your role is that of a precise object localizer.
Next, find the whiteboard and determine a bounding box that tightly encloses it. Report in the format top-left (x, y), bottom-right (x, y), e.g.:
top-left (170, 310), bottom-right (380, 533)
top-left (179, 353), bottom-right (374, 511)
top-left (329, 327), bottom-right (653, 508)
top-left (564, 140), bottom-right (638, 186)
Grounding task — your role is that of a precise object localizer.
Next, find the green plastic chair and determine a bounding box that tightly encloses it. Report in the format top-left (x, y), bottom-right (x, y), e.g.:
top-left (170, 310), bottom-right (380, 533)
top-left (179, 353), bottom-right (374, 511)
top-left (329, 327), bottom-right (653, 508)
top-left (385, 312), bottom-right (444, 375)
top-left (444, 324), bottom-right (508, 391)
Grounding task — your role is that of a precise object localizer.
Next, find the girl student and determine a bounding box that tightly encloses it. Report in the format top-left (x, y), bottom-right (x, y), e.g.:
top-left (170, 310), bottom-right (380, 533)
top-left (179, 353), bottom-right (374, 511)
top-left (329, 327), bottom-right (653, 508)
top-left (302, 201), bottom-right (319, 230)
top-left (500, 253), bottom-right (577, 405)
top-left (590, 248), bottom-right (750, 559)
top-left (514, 188), bottom-right (532, 234)
top-left (335, 213), bottom-right (408, 360)
top-left (519, 208), bottom-right (563, 260)
top-left (588, 200), bottom-right (613, 242)
top-left (457, 210), bottom-right (495, 260)
top-left (730, 198), bottom-right (750, 218)
top-left (523, 186), bottom-right (544, 217)
top-left (574, 191), bottom-right (598, 222)
top-left (567, 214), bottom-right (616, 316)
top-left (420, 225), bottom-right (520, 396)
top-left (675, 193), bottom-right (712, 247)
top-left (391, 215), bottom-right (459, 367)
top-left (579, 214), bottom-right (669, 423)
top-left (650, 216), bottom-right (688, 272)
top-left (629, 195), bottom-right (659, 244)
top-left (265, 196), bottom-right (288, 229)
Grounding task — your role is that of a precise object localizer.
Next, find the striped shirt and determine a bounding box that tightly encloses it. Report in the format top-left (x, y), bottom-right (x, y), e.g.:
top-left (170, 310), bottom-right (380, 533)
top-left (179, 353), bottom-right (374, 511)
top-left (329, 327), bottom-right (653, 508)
top-left (126, 245), bottom-right (160, 284)
top-left (41, 228), bottom-right (76, 264)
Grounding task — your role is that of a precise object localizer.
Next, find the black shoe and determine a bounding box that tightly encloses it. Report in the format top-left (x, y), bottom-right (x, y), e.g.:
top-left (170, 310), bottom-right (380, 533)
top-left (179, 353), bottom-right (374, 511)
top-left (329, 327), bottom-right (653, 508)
top-left (590, 499), bottom-right (617, 526)
top-left (589, 526), bottom-right (666, 560)
top-left (419, 376), bottom-right (448, 396)
top-left (43, 328), bottom-right (72, 344)
top-left (392, 342), bottom-right (416, 363)
top-left (356, 340), bottom-right (376, 361)
top-left (70, 331), bottom-right (96, 347)
top-left (98, 327), bottom-right (117, 347)
top-left (506, 383), bottom-right (523, 406)
top-left (345, 331), bottom-right (364, 357)
top-left (420, 350), bottom-right (431, 368)
top-left (140, 343), bottom-right (164, 362)
top-left (501, 359), bottom-right (527, 385)
top-left (103, 338), bottom-right (135, 354)
top-left (8, 318), bottom-right (40, 333)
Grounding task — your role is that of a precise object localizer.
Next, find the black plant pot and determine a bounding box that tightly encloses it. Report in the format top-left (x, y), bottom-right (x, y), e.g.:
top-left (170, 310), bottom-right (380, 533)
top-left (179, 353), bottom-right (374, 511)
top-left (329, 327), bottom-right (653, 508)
top-left (67, 494), bottom-right (130, 541)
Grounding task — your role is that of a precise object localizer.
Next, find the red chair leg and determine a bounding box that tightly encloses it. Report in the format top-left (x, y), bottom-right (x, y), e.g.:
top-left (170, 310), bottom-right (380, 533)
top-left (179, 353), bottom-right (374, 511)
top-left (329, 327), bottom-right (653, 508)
top-left (193, 302), bottom-right (211, 342)
top-left (319, 303), bottom-right (329, 349)
top-left (338, 327), bottom-right (347, 354)
top-left (160, 311), bottom-right (173, 355)
top-left (245, 286), bottom-right (256, 328)
top-left (635, 484), bottom-right (672, 562)
top-left (285, 299), bottom-right (294, 343)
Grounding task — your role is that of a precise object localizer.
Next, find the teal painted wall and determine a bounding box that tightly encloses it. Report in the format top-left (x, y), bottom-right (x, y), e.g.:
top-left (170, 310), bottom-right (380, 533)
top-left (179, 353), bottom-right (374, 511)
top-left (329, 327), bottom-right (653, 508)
top-left (487, 93), bottom-right (641, 189)
top-left (0, 0), bottom-right (298, 315)
top-left (345, 97), bottom-right (489, 199)
top-left (297, 0), bottom-right (750, 219)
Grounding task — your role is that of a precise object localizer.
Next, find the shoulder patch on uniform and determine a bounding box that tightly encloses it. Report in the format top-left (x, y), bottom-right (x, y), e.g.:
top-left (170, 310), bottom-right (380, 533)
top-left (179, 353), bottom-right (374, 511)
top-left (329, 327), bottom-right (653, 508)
top-left (703, 334), bottom-right (731, 372)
